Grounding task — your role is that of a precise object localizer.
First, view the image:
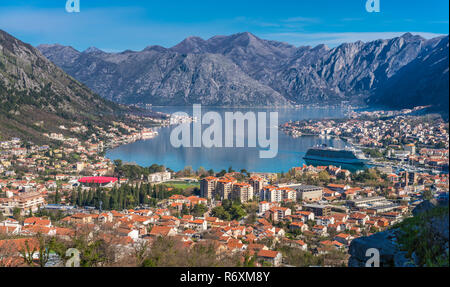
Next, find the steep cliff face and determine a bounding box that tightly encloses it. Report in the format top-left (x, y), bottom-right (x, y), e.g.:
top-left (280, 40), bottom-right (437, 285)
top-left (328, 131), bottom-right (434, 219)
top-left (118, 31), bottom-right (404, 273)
top-left (37, 32), bottom-right (449, 109)
top-left (0, 29), bottom-right (125, 142)
top-left (37, 33), bottom-right (292, 107)
top-left (369, 36), bottom-right (449, 114)
top-left (348, 199), bottom-right (449, 267)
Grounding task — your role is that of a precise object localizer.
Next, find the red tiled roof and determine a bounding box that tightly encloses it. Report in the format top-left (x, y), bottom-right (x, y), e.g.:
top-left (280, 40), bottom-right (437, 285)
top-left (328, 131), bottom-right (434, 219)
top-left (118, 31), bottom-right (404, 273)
top-left (257, 249), bottom-right (279, 258)
top-left (78, 177), bottom-right (118, 184)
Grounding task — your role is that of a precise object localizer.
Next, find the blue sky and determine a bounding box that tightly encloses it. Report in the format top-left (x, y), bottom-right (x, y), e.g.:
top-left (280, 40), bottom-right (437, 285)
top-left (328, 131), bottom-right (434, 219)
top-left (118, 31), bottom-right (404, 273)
top-left (0, 0), bottom-right (448, 51)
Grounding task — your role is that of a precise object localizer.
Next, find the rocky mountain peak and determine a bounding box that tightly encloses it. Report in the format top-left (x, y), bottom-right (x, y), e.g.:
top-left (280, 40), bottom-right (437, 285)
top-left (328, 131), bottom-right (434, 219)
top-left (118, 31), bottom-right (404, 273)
top-left (83, 46), bottom-right (105, 54)
top-left (35, 32), bottom-right (449, 111)
top-left (171, 36), bottom-right (209, 54)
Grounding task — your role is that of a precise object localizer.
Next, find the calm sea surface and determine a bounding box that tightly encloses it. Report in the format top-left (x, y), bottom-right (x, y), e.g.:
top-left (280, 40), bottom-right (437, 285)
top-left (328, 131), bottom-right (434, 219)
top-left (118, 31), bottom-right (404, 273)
top-left (106, 106), bottom-right (357, 173)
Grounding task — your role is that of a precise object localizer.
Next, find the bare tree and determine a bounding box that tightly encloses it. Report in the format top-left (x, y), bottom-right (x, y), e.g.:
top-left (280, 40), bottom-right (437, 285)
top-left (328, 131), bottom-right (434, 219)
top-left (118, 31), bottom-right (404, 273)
top-left (0, 239), bottom-right (18, 267)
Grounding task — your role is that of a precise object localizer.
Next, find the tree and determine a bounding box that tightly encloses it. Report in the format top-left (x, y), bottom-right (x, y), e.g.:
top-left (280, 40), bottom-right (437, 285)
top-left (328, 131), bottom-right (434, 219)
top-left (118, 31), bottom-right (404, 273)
top-left (0, 245), bottom-right (12, 267)
top-left (37, 234), bottom-right (51, 267)
top-left (229, 204), bottom-right (247, 221)
top-left (242, 251), bottom-right (256, 267)
top-left (423, 189), bottom-right (433, 201)
top-left (71, 232), bottom-right (115, 267)
top-left (128, 241), bottom-right (150, 266)
top-left (20, 239), bottom-right (37, 266)
top-left (12, 207), bottom-right (21, 221)
top-left (318, 171), bottom-right (330, 183)
top-left (181, 204), bottom-right (190, 216)
top-left (76, 190), bottom-right (82, 206)
top-left (54, 189), bottom-right (61, 204)
top-left (197, 167), bottom-right (207, 177)
top-left (181, 166), bottom-right (194, 177)
top-left (211, 206), bottom-right (231, 221)
top-left (192, 204), bottom-right (208, 217)
top-left (114, 159), bottom-right (123, 168)
top-left (240, 169), bottom-right (250, 177)
top-left (245, 212), bottom-right (257, 225)
top-left (336, 172), bottom-right (347, 181)
top-left (216, 170), bottom-right (227, 177)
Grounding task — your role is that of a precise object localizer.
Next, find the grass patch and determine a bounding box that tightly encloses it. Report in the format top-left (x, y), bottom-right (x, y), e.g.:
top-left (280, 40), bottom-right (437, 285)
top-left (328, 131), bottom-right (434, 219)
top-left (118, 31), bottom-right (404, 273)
top-left (164, 181), bottom-right (200, 190)
top-left (393, 205), bottom-right (449, 267)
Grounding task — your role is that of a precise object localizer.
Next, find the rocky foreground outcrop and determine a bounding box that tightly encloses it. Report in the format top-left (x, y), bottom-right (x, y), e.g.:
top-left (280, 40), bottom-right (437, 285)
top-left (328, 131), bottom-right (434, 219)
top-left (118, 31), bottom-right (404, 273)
top-left (348, 199), bottom-right (449, 267)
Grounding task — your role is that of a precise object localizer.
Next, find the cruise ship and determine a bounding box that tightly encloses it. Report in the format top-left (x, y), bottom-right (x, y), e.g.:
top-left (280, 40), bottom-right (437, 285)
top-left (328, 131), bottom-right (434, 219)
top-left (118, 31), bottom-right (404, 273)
top-left (303, 145), bottom-right (368, 165)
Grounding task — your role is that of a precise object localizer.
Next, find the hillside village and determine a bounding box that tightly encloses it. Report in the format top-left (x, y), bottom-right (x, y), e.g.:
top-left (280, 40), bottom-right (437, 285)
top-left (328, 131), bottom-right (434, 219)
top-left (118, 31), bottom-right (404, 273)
top-left (0, 114), bottom-right (448, 266)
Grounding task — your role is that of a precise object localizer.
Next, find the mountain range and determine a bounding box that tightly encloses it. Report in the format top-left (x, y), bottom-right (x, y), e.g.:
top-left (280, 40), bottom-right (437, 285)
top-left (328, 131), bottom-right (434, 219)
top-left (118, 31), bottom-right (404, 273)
top-left (37, 32), bottom-right (449, 112)
top-left (0, 29), bottom-right (128, 142)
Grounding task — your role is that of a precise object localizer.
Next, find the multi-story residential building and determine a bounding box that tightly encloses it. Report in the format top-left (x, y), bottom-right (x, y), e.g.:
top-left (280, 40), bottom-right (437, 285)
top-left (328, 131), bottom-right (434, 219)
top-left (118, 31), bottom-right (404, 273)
top-left (260, 186), bottom-right (296, 202)
top-left (0, 192), bottom-right (46, 216)
top-left (258, 201), bottom-right (271, 214)
top-left (249, 176), bottom-right (268, 195)
top-left (315, 216), bottom-right (335, 226)
top-left (405, 171), bottom-right (418, 186)
top-left (303, 204), bottom-right (331, 217)
top-left (278, 187), bottom-right (297, 202)
top-left (404, 143), bottom-right (416, 155)
top-left (266, 207), bottom-right (291, 222)
top-left (231, 183), bottom-right (254, 203)
top-left (200, 176), bottom-right (218, 199)
top-left (216, 178), bottom-right (235, 200)
top-left (260, 186), bottom-right (281, 202)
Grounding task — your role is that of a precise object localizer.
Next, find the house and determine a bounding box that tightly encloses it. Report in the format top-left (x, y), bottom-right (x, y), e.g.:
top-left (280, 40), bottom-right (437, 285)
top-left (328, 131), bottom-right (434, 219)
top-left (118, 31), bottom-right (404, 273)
top-left (247, 243), bottom-right (269, 254)
top-left (334, 233), bottom-right (353, 245)
top-left (326, 223), bottom-right (342, 233)
top-left (377, 218), bottom-right (390, 228)
top-left (327, 184), bottom-right (350, 193)
top-left (257, 249), bottom-right (282, 267)
top-left (292, 240), bottom-right (307, 251)
top-left (0, 225), bottom-right (21, 235)
top-left (331, 213), bottom-right (348, 223)
top-left (315, 216), bottom-right (335, 226)
top-left (227, 241), bottom-right (246, 253)
top-left (282, 238), bottom-right (308, 251)
top-left (70, 213), bottom-right (93, 224)
top-left (187, 219), bottom-right (208, 231)
top-left (117, 227), bottom-right (139, 241)
top-left (289, 222), bottom-right (308, 232)
top-left (265, 207), bottom-right (291, 222)
top-left (0, 218), bottom-right (21, 228)
top-left (320, 240), bottom-right (344, 249)
top-left (149, 226), bottom-right (177, 237)
top-left (296, 211), bottom-right (315, 221)
top-left (98, 212), bottom-right (114, 223)
top-left (349, 212), bottom-right (369, 225)
top-left (258, 201), bottom-right (271, 214)
top-left (312, 225), bottom-right (327, 236)
top-left (23, 217), bottom-right (51, 227)
top-left (21, 225), bottom-right (56, 236)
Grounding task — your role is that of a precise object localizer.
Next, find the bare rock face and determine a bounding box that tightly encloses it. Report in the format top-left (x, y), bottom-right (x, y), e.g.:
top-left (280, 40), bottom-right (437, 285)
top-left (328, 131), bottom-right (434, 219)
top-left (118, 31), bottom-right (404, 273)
top-left (0, 29), bottom-right (123, 141)
top-left (348, 200), bottom-right (449, 267)
top-left (37, 32), bottom-right (449, 110)
top-left (412, 199), bottom-right (440, 216)
top-left (347, 229), bottom-right (414, 267)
